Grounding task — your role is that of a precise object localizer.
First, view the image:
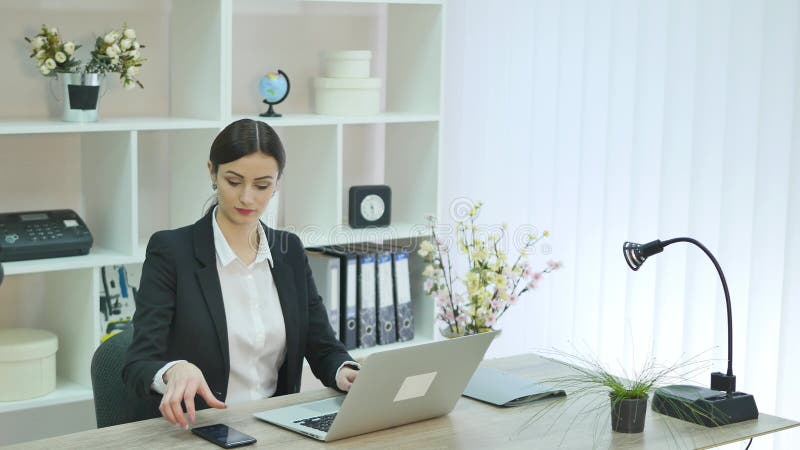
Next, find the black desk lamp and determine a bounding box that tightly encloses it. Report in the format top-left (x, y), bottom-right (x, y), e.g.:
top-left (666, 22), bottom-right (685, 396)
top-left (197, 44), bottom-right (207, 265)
top-left (623, 238), bottom-right (758, 427)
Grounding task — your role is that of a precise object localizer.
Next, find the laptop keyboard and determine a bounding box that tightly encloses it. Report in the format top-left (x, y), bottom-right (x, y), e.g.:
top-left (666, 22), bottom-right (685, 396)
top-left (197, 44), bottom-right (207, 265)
top-left (294, 413), bottom-right (337, 432)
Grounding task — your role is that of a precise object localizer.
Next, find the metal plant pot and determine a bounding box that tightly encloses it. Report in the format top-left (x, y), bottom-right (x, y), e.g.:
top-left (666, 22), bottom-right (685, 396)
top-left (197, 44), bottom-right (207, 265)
top-left (60, 72), bottom-right (103, 122)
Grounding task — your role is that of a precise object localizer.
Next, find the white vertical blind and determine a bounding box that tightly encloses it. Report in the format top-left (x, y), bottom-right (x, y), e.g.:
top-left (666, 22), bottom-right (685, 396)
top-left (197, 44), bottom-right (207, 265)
top-left (570, 0), bottom-right (610, 355)
top-left (652, 0), bottom-right (696, 364)
top-left (442, 1), bottom-right (800, 447)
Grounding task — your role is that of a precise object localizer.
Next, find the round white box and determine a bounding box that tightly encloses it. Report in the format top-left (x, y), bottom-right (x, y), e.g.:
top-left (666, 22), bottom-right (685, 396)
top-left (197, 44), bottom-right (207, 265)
top-left (0, 328), bottom-right (58, 401)
top-left (321, 50), bottom-right (372, 78)
top-left (314, 77), bottom-right (382, 116)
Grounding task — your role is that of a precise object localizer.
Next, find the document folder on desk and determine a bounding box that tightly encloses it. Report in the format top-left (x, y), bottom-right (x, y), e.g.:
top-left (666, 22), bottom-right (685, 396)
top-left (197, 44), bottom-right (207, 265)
top-left (463, 367), bottom-right (566, 407)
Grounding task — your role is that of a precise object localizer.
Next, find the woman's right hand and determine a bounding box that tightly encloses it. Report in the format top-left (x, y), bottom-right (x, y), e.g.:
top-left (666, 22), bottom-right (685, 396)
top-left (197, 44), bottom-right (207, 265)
top-left (160, 361), bottom-right (226, 428)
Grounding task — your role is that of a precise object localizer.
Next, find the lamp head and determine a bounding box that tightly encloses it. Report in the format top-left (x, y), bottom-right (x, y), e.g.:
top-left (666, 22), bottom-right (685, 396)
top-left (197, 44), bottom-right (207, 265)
top-left (623, 239), bottom-right (665, 271)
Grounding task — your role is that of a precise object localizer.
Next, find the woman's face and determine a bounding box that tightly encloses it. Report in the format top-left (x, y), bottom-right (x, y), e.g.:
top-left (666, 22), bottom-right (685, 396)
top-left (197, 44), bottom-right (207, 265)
top-left (209, 152), bottom-right (279, 229)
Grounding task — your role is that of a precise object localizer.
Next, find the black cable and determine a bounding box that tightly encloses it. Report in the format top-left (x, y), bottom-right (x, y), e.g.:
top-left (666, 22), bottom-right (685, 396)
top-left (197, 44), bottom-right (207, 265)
top-left (745, 438), bottom-right (753, 450)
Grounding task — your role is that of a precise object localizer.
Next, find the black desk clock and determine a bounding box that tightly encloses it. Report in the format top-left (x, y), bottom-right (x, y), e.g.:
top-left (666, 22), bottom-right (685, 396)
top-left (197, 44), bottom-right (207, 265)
top-left (348, 185), bottom-right (391, 228)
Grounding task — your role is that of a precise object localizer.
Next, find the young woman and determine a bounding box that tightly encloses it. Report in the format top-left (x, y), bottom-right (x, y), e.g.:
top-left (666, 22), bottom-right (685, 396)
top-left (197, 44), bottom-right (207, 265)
top-left (123, 119), bottom-right (358, 428)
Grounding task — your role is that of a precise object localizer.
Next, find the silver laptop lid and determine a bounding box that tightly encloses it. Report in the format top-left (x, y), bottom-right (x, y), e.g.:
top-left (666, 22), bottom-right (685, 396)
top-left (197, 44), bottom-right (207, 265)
top-left (325, 330), bottom-right (499, 441)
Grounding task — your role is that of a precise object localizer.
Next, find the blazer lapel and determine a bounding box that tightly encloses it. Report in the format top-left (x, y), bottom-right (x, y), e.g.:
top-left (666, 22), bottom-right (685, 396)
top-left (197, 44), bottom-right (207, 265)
top-left (193, 211), bottom-right (230, 377)
top-left (266, 226), bottom-right (300, 390)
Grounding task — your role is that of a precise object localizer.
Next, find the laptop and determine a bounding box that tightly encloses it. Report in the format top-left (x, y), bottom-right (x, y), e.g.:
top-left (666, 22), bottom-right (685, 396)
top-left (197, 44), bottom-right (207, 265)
top-left (253, 331), bottom-right (498, 441)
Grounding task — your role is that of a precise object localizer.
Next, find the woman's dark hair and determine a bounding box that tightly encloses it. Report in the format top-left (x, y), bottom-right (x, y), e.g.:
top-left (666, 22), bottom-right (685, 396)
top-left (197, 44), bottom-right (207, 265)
top-left (210, 118), bottom-right (286, 176)
top-left (205, 119), bottom-right (286, 215)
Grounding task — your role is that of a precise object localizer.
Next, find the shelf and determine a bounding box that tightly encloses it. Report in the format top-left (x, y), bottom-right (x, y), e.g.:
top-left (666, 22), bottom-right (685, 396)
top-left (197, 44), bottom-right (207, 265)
top-left (0, 379), bottom-right (93, 414)
top-left (0, 117), bottom-right (221, 135)
top-left (231, 113), bottom-right (439, 128)
top-left (295, 222), bottom-right (430, 247)
top-left (2, 247), bottom-right (143, 276)
top-left (308, 0), bottom-right (444, 4)
top-left (349, 336), bottom-right (434, 361)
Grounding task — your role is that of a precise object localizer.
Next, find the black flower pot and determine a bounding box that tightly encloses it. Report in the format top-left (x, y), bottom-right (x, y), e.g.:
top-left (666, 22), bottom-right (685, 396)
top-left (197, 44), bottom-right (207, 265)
top-left (610, 393), bottom-right (649, 433)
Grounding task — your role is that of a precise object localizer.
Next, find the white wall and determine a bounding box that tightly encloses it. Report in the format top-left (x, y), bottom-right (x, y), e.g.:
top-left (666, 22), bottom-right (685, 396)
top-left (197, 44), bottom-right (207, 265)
top-left (443, 1), bottom-right (800, 448)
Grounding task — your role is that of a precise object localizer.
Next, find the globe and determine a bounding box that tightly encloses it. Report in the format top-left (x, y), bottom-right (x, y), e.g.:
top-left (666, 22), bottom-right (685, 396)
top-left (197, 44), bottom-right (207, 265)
top-left (258, 69), bottom-right (290, 117)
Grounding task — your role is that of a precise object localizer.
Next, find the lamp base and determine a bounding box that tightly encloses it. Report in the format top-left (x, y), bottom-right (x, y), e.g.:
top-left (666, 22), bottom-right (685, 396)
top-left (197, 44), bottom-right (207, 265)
top-left (652, 385), bottom-right (758, 427)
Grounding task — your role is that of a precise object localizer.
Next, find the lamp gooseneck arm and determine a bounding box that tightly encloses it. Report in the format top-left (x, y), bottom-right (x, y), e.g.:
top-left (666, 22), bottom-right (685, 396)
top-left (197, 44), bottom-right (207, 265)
top-left (662, 237), bottom-right (733, 377)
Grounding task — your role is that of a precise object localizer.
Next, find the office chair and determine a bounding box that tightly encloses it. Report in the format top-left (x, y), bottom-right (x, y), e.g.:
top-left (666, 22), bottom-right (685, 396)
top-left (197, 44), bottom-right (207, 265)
top-left (90, 327), bottom-right (137, 428)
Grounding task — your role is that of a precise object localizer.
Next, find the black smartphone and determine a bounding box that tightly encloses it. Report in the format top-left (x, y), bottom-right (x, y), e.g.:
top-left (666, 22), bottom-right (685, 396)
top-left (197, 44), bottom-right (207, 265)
top-left (191, 423), bottom-right (257, 448)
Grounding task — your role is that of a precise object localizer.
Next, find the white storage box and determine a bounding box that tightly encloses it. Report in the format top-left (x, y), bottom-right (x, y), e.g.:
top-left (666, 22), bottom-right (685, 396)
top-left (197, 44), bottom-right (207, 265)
top-left (0, 328), bottom-right (58, 401)
top-left (314, 77), bottom-right (382, 116)
top-left (321, 50), bottom-right (372, 78)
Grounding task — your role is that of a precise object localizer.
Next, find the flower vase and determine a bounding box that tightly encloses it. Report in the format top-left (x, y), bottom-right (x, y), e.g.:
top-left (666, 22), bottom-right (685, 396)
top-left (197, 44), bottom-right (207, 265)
top-left (60, 72), bottom-right (103, 122)
top-left (439, 325), bottom-right (467, 339)
top-left (439, 326), bottom-right (496, 339)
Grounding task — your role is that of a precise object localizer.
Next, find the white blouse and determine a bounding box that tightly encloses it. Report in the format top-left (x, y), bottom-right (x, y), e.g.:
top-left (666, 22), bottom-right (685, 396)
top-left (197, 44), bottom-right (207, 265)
top-left (210, 209), bottom-right (286, 404)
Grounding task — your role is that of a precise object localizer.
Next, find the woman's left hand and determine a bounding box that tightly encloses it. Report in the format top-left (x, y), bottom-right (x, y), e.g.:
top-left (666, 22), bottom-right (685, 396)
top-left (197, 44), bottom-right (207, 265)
top-left (336, 367), bottom-right (359, 391)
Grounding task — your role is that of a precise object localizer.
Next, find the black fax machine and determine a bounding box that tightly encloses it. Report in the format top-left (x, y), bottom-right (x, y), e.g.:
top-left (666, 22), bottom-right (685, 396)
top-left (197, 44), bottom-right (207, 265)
top-left (0, 210), bottom-right (93, 262)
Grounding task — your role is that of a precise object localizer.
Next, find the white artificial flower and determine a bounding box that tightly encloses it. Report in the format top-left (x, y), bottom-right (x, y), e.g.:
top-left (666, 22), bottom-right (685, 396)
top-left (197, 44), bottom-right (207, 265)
top-left (128, 49), bottom-right (139, 59)
top-left (103, 32), bottom-right (115, 44)
top-left (35, 49), bottom-right (45, 59)
top-left (123, 78), bottom-right (136, 90)
top-left (55, 52), bottom-right (67, 63)
top-left (112, 43), bottom-right (121, 54)
top-left (48, 27), bottom-right (58, 35)
top-left (39, 64), bottom-right (51, 75)
top-left (133, 41), bottom-right (140, 50)
top-left (123, 28), bottom-right (136, 39)
top-left (126, 66), bottom-right (139, 76)
top-left (32, 36), bottom-right (46, 49)
top-left (111, 56), bottom-right (120, 65)
top-left (63, 41), bottom-right (75, 55)
top-left (105, 46), bottom-right (118, 57)
top-left (120, 38), bottom-right (132, 50)
top-left (44, 58), bottom-right (56, 69)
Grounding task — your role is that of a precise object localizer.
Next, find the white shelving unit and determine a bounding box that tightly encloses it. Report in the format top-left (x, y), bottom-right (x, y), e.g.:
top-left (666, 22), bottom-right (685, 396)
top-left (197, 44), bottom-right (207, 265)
top-left (231, 112), bottom-right (439, 127)
top-left (0, 118), bottom-right (221, 135)
top-left (0, 0), bottom-right (443, 444)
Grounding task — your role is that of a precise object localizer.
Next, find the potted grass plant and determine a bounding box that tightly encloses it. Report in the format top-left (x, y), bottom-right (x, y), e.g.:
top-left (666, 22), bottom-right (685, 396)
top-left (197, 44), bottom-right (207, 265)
top-left (528, 348), bottom-right (712, 435)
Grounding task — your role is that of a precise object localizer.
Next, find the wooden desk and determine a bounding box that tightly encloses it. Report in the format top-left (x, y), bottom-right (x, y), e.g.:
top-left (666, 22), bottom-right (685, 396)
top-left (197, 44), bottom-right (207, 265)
top-left (11, 355), bottom-right (799, 449)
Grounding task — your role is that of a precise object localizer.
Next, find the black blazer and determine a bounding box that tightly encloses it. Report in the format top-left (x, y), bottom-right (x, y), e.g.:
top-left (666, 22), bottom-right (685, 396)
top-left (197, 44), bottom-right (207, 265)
top-left (123, 211), bottom-right (353, 419)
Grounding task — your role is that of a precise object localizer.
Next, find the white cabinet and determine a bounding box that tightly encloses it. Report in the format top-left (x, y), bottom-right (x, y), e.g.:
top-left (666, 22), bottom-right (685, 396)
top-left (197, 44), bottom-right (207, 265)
top-left (0, 0), bottom-right (443, 443)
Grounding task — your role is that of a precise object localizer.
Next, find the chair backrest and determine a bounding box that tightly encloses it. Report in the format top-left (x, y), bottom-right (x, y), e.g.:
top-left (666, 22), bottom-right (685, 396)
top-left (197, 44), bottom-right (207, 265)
top-left (90, 327), bottom-right (135, 428)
